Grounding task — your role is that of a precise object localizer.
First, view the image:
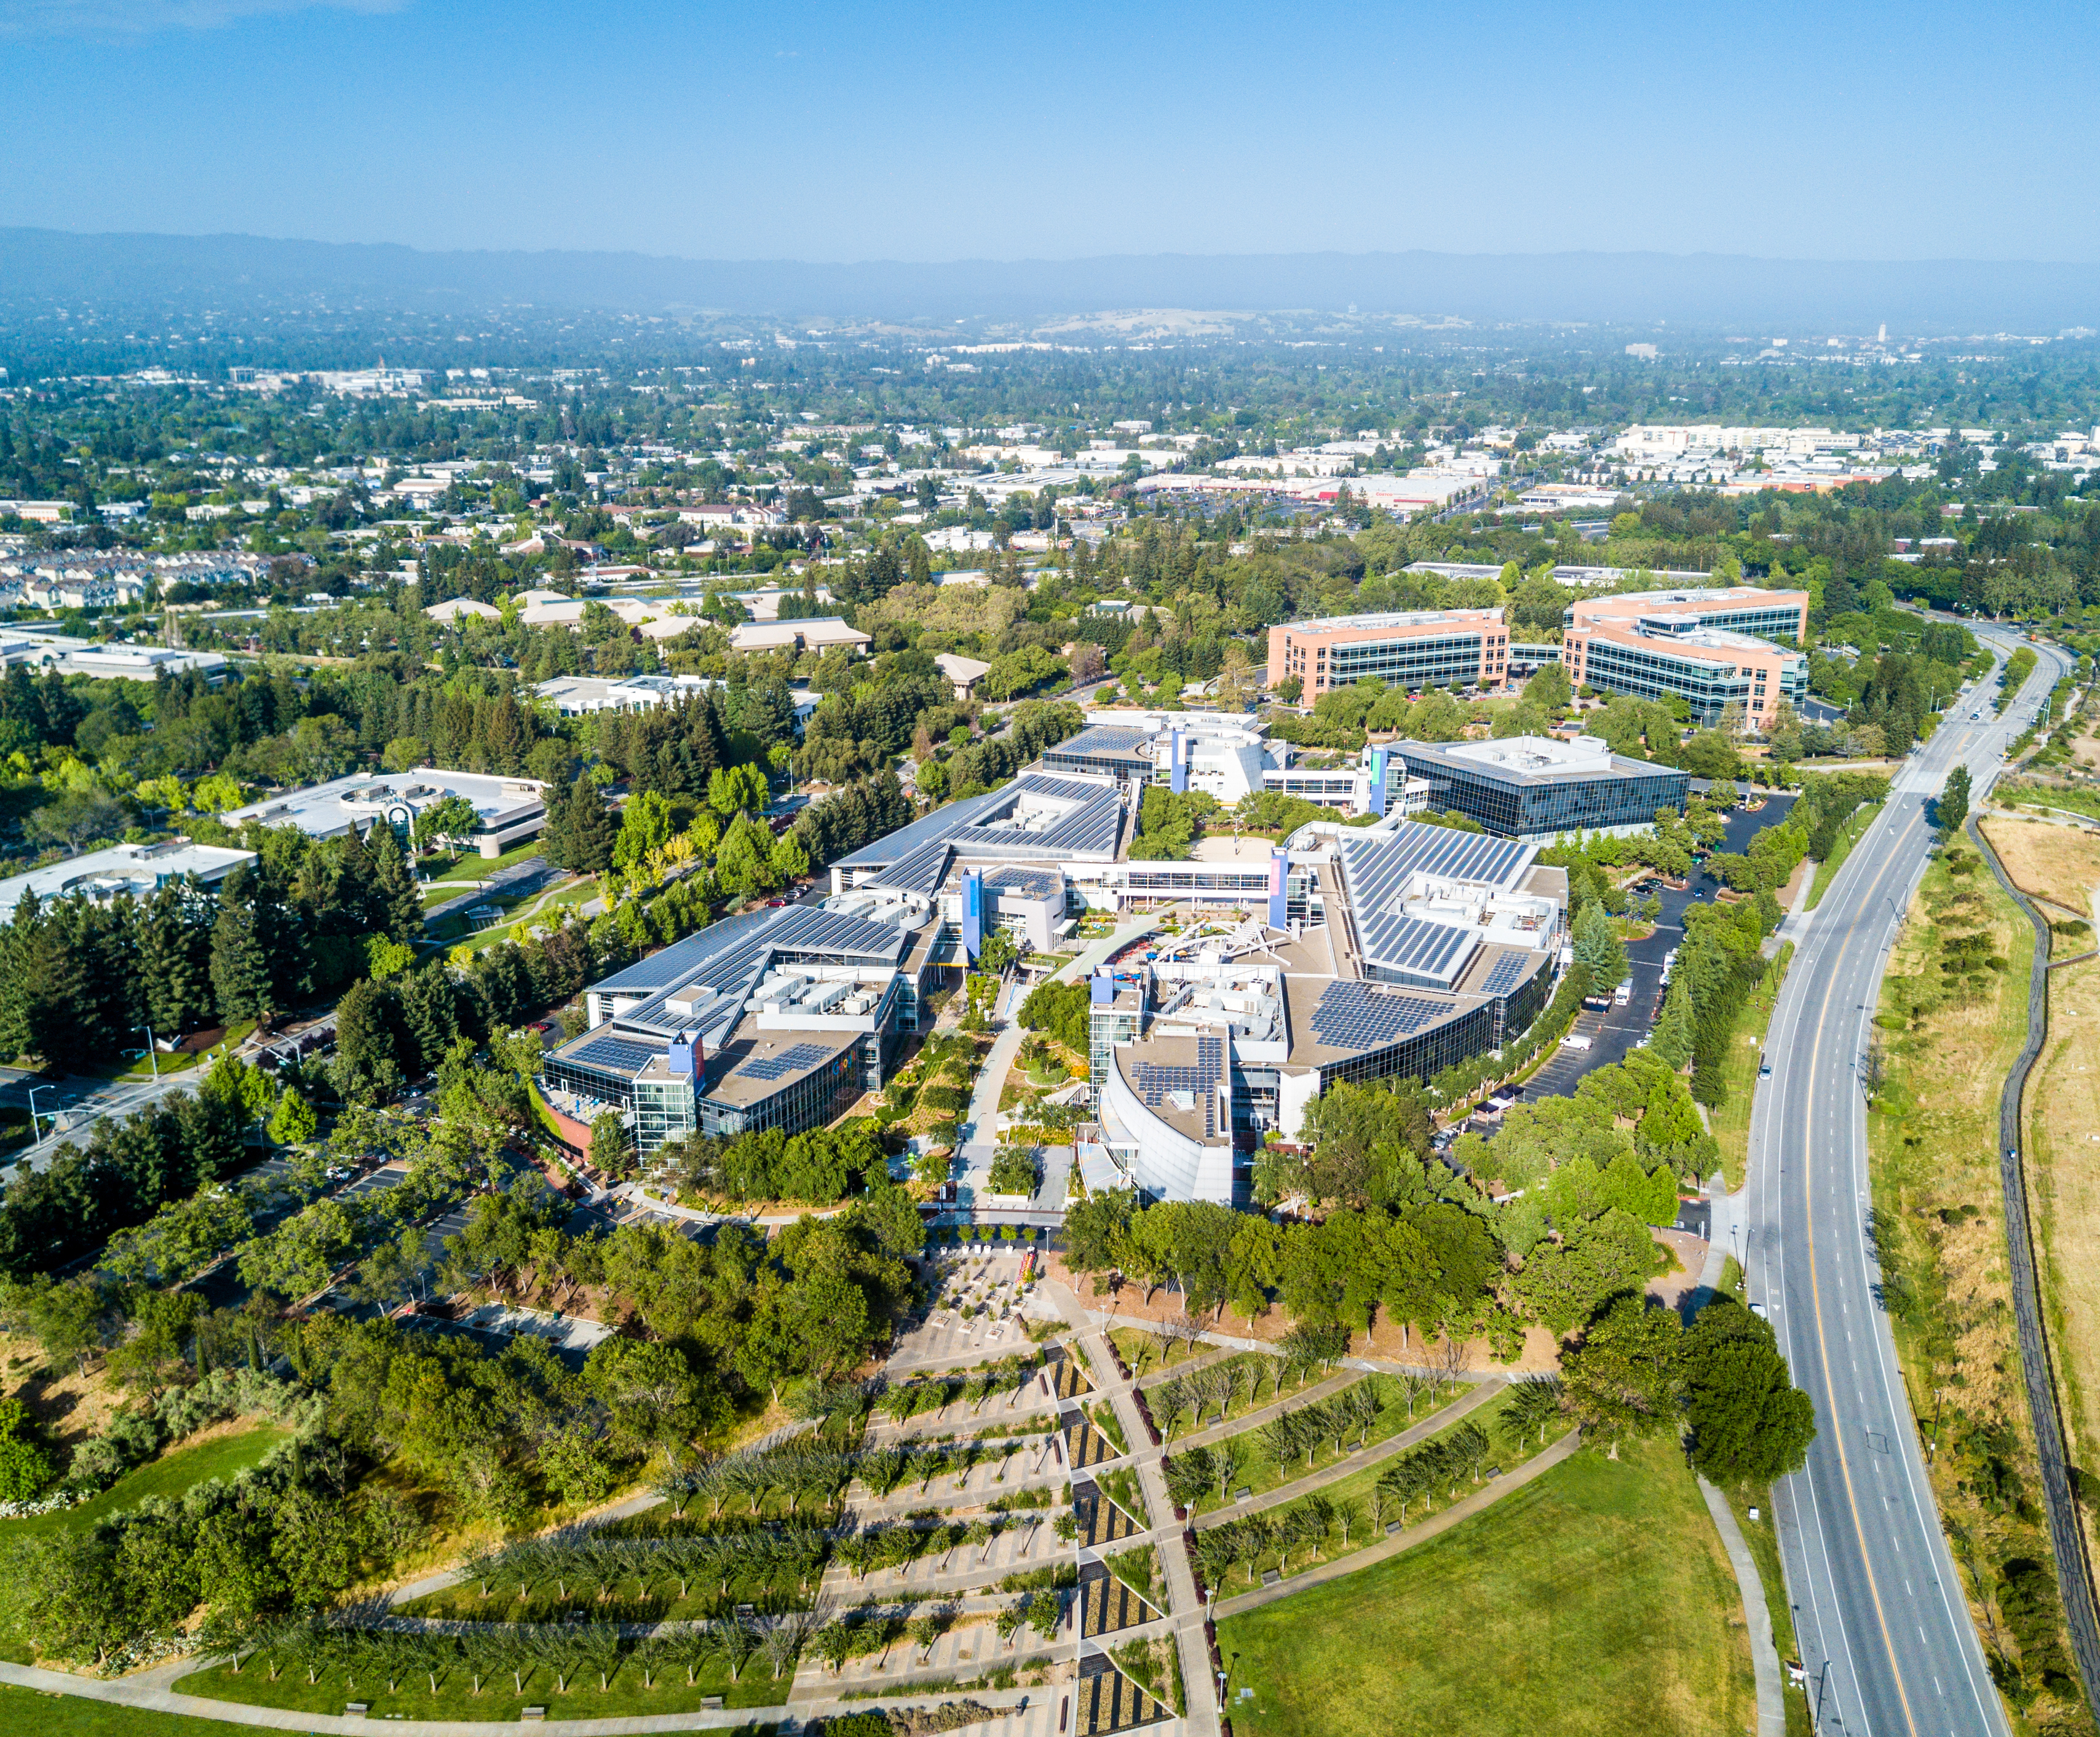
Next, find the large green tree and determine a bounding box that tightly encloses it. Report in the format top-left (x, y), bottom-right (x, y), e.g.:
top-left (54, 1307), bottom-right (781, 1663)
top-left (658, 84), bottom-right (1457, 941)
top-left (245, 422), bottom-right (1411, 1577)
top-left (1679, 1298), bottom-right (1817, 1484)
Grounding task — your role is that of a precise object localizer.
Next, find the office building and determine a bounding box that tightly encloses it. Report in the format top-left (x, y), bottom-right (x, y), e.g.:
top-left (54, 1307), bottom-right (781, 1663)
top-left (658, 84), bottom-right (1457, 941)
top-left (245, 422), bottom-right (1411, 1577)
top-left (0, 837), bottom-right (255, 916)
top-left (1081, 816), bottom-right (1567, 1206)
top-left (1380, 735), bottom-right (1688, 839)
top-left (544, 902), bottom-right (946, 1154)
top-left (218, 769), bottom-right (549, 858)
top-left (1266, 608), bottom-right (1510, 700)
top-left (1561, 587), bottom-right (1810, 728)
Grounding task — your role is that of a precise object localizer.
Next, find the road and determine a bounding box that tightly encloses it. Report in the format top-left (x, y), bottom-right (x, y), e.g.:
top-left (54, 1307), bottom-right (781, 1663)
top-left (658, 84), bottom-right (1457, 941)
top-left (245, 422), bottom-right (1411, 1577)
top-left (1744, 628), bottom-right (2070, 1737)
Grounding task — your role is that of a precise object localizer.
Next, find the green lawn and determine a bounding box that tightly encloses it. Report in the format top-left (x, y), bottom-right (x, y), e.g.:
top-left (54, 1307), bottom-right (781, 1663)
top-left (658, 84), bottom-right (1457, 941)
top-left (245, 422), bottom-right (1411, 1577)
top-left (0, 1425), bottom-right (290, 1543)
top-left (426, 841), bottom-right (545, 883)
top-left (1216, 1436), bottom-right (1754, 1737)
top-left (0, 1686), bottom-right (273, 1737)
top-left (1200, 1395), bottom-right (1553, 1594)
top-left (176, 1646), bottom-right (790, 1719)
top-left (1806, 801), bottom-right (1883, 909)
top-left (1147, 1353), bottom-right (1313, 1439)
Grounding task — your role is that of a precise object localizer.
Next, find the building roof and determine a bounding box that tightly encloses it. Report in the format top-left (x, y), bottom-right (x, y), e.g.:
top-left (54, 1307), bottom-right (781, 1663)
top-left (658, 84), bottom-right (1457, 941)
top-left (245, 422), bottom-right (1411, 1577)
top-left (1274, 607), bottom-right (1502, 635)
top-left (218, 769), bottom-right (547, 840)
top-left (835, 770), bottom-right (1128, 869)
top-left (935, 653), bottom-right (992, 686)
top-left (0, 837), bottom-right (255, 916)
top-left (727, 617), bottom-right (871, 654)
top-left (424, 597), bottom-right (502, 621)
top-left (1390, 735), bottom-right (1686, 787)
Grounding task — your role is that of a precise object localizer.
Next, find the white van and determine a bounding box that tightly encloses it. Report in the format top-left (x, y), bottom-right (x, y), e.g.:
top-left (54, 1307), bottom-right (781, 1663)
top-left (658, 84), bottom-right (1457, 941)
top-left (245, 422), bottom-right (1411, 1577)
top-left (1559, 1034), bottom-right (1593, 1051)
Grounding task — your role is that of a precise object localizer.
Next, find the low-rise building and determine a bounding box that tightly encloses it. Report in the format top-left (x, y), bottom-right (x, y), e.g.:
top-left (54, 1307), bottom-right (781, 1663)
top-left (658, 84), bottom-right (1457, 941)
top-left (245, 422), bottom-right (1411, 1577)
top-left (1379, 735), bottom-right (1688, 839)
top-left (1266, 608), bottom-right (1510, 699)
top-left (219, 769), bottom-right (548, 859)
top-left (1562, 587), bottom-right (1810, 727)
top-left (935, 653), bottom-right (992, 699)
top-left (727, 617), bottom-right (873, 656)
top-left (0, 837), bottom-right (255, 916)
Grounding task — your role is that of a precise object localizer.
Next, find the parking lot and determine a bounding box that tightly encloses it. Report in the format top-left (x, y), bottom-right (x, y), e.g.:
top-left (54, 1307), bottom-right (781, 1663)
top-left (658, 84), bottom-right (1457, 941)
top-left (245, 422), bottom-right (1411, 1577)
top-left (1495, 791), bottom-right (1801, 1111)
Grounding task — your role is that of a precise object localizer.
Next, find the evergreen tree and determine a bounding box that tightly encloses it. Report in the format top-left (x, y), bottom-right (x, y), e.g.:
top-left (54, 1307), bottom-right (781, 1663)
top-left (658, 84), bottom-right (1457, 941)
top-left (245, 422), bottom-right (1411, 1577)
top-left (1936, 764), bottom-right (1971, 839)
top-left (1571, 900), bottom-right (1628, 988)
top-left (333, 978), bottom-right (403, 1105)
top-left (545, 776), bottom-right (616, 873)
top-left (365, 823), bottom-right (425, 943)
top-left (1650, 976), bottom-right (1695, 1070)
top-left (23, 904), bottom-right (101, 1067)
top-left (138, 884), bottom-right (212, 1039)
top-left (210, 868), bottom-right (277, 1026)
top-left (395, 963), bottom-right (459, 1078)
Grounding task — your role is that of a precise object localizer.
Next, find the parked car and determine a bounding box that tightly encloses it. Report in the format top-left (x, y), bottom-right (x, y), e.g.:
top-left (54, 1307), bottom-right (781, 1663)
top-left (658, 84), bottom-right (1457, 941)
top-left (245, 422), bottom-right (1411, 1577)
top-left (1559, 1034), bottom-right (1593, 1051)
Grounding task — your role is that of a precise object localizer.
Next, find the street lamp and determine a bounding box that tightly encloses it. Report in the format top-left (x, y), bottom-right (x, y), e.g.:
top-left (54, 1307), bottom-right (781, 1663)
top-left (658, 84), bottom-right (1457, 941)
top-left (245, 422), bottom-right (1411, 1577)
top-left (26, 1083), bottom-right (55, 1144)
top-left (131, 1024), bottom-right (160, 1082)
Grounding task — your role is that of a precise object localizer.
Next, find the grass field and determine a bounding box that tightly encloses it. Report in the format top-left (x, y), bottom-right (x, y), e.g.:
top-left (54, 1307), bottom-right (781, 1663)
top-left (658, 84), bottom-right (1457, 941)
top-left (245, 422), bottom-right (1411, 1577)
top-left (1186, 1376), bottom-right (1431, 1514)
top-left (1705, 943), bottom-right (1793, 1190)
top-left (1979, 813), bottom-right (2100, 919)
top-left (426, 841), bottom-right (544, 883)
top-left (1806, 800), bottom-right (1883, 909)
top-left (2014, 824), bottom-right (2100, 1578)
top-left (0, 1686), bottom-right (272, 1737)
top-left (1721, 1484), bottom-right (1813, 1737)
top-left (0, 1423), bottom-right (290, 1543)
top-left (1199, 1395), bottom-right (1556, 1594)
top-left (1868, 841), bottom-right (2086, 1722)
top-left (177, 1650), bottom-right (790, 1719)
top-left (1216, 1435), bottom-right (1753, 1737)
top-left (1143, 1353), bottom-right (1314, 1438)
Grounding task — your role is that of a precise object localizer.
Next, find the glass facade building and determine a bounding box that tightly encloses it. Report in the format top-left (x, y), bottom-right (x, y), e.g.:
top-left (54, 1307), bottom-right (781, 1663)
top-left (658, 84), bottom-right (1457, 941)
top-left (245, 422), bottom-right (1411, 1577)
top-left (1389, 741), bottom-right (1688, 838)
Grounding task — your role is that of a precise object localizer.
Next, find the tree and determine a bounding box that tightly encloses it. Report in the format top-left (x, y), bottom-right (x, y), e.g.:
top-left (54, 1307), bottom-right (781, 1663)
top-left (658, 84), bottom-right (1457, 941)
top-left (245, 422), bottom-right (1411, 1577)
top-left (588, 1109), bottom-right (633, 1177)
top-left (210, 866), bottom-right (278, 1027)
top-left (1571, 900), bottom-right (1627, 989)
top-left (366, 823), bottom-right (426, 943)
top-left (1935, 764), bottom-right (1971, 840)
top-left (411, 794), bottom-right (482, 853)
top-left (333, 979), bottom-right (402, 1104)
top-left (1680, 1298), bottom-right (1817, 1484)
top-left (268, 1088), bottom-right (319, 1147)
top-left (1559, 1293), bottom-right (1681, 1457)
top-left (544, 776), bottom-right (617, 874)
top-left (612, 791), bottom-right (673, 870)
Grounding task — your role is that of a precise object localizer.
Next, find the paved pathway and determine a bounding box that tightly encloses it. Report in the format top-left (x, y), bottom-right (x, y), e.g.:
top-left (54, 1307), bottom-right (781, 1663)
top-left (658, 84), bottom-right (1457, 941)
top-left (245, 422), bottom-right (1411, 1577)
top-left (1699, 1474), bottom-right (1787, 1737)
top-left (1187, 1379), bottom-right (1505, 1529)
top-left (1207, 1430), bottom-right (1583, 1620)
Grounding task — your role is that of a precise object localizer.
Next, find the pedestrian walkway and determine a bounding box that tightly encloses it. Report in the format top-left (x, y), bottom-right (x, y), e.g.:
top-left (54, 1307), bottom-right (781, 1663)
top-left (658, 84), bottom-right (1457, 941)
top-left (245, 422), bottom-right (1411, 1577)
top-left (1207, 1430), bottom-right (1583, 1619)
top-left (1187, 1378), bottom-right (1505, 1529)
top-left (1699, 1475), bottom-right (1787, 1737)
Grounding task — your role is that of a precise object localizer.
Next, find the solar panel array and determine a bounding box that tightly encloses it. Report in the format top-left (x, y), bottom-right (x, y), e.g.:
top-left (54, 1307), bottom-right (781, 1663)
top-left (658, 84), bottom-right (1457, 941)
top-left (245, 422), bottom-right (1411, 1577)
top-left (737, 1042), bottom-right (834, 1082)
top-left (1308, 981), bottom-right (1449, 1053)
top-left (1337, 824), bottom-right (1535, 972)
top-left (569, 1034), bottom-right (660, 1076)
top-left (948, 774), bottom-right (1126, 858)
top-left (1131, 1035), bottom-right (1227, 1139)
top-left (1048, 726), bottom-right (1151, 762)
top-left (1366, 912), bottom-right (1476, 987)
top-left (1480, 951), bottom-right (1529, 997)
top-left (866, 837), bottom-right (953, 894)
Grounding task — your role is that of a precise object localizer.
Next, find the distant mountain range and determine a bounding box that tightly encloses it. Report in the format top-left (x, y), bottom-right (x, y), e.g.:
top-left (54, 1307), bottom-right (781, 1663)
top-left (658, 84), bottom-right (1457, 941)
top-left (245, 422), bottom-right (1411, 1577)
top-left (2, 227), bottom-right (2098, 334)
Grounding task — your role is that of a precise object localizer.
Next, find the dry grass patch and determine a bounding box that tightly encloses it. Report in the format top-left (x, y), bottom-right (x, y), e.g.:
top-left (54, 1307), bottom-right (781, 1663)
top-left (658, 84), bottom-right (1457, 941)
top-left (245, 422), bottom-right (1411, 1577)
top-left (0, 1329), bottom-right (125, 1448)
top-left (1869, 845), bottom-right (2087, 1722)
top-left (1980, 814), bottom-right (2100, 920)
top-left (2027, 948), bottom-right (2100, 1579)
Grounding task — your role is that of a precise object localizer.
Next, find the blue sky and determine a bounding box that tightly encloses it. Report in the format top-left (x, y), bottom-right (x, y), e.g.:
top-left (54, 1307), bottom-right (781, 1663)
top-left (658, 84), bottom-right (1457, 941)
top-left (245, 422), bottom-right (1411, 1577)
top-left (0, 0), bottom-right (2093, 263)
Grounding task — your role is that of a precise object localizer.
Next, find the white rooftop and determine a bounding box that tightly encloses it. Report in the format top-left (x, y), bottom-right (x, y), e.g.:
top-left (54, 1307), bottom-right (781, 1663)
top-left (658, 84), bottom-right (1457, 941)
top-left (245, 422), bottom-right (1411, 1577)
top-left (0, 837), bottom-right (255, 917)
top-left (1444, 734), bottom-right (1617, 775)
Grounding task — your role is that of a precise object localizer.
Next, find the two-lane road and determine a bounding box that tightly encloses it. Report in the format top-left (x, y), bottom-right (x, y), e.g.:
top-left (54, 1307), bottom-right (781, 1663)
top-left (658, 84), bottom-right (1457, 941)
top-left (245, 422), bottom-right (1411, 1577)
top-left (1745, 628), bottom-right (2071, 1737)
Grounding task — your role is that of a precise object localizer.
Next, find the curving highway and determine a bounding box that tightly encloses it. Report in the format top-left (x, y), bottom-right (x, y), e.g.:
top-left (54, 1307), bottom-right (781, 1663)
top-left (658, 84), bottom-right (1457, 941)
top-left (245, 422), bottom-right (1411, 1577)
top-left (1742, 623), bottom-right (2073, 1737)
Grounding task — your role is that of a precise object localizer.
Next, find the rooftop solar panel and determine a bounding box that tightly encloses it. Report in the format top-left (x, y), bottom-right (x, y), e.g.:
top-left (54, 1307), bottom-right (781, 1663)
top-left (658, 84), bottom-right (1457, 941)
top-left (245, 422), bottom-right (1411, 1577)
top-left (737, 1042), bottom-right (834, 1082)
top-left (568, 1034), bottom-right (660, 1075)
top-left (1308, 981), bottom-right (1451, 1052)
top-left (1481, 952), bottom-right (1528, 996)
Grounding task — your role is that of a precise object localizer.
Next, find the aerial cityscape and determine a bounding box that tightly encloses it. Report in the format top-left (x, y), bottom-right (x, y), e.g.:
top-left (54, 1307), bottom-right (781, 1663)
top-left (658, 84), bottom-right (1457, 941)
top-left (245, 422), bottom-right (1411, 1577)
top-left (0, 6), bottom-right (2098, 1737)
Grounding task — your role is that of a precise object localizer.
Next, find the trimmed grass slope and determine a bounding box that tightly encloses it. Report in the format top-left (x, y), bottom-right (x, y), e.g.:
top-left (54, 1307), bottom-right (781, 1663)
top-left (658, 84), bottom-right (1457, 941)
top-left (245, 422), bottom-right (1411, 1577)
top-left (1216, 1436), bottom-right (1753, 1737)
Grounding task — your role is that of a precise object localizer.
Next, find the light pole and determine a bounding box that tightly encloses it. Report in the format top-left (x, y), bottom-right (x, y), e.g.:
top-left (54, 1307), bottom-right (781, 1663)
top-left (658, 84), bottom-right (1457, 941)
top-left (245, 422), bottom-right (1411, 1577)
top-left (26, 1083), bottom-right (55, 1145)
top-left (132, 1024), bottom-right (159, 1082)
